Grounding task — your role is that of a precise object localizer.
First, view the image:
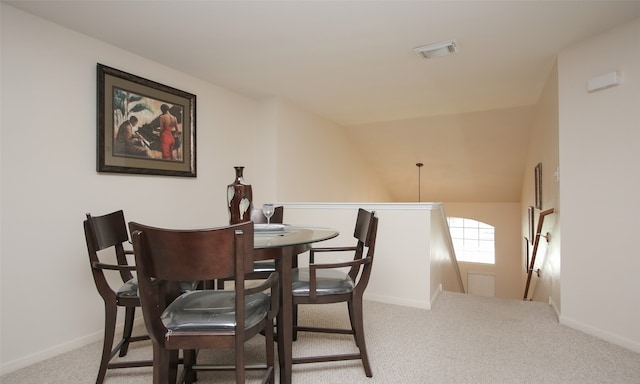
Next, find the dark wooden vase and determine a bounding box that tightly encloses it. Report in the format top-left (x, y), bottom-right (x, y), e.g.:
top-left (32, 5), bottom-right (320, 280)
top-left (227, 166), bottom-right (253, 224)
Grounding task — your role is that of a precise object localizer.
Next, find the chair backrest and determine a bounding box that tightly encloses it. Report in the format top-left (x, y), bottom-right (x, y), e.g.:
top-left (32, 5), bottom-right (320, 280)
top-left (353, 208), bottom-right (374, 244)
top-left (251, 205), bottom-right (284, 224)
top-left (128, 221), bottom-right (254, 346)
top-left (84, 210), bottom-right (134, 288)
top-left (349, 209), bottom-right (379, 284)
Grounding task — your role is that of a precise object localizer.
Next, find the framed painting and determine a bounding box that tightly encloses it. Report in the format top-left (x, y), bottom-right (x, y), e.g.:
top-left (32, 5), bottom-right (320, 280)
top-left (528, 205), bottom-right (535, 245)
top-left (524, 237), bottom-right (530, 272)
top-left (534, 163), bottom-right (542, 209)
top-left (97, 64), bottom-right (196, 177)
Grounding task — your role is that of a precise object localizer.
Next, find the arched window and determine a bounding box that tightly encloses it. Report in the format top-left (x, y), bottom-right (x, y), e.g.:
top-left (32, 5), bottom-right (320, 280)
top-left (447, 217), bottom-right (495, 264)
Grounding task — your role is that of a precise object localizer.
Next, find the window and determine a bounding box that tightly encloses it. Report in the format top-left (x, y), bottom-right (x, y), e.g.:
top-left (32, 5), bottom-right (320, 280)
top-left (447, 217), bottom-right (495, 264)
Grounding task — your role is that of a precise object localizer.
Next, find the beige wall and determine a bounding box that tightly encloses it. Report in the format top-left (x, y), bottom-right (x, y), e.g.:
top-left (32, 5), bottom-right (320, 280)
top-left (444, 203), bottom-right (522, 300)
top-left (3, 3), bottom-right (640, 375)
top-left (558, 17), bottom-right (640, 352)
top-left (0, 5), bottom-right (390, 373)
top-left (273, 100), bottom-right (392, 202)
top-left (520, 61), bottom-right (561, 308)
top-left (344, 106), bottom-right (535, 202)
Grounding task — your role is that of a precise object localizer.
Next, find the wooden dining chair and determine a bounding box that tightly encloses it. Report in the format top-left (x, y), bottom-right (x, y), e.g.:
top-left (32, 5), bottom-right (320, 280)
top-left (83, 210), bottom-right (153, 384)
top-left (216, 205), bottom-right (284, 289)
top-left (129, 220), bottom-right (279, 384)
top-left (291, 208), bottom-right (378, 377)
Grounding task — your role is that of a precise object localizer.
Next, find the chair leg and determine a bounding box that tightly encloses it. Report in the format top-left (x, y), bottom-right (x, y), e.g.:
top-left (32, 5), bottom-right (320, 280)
top-left (169, 350), bottom-right (179, 384)
top-left (183, 350), bottom-right (196, 384)
top-left (265, 319), bottom-right (275, 384)
top-left (352, 298), bottom-right (372, 377)
top-left (235, 340), bottom-right (245, 384)
top-left (119, 306), bottom-right (135, 357)
top-left (96, 302), bottom-right (117, 384)
top-left (292, 304), bottom-right (298, 341)
top-left (347, 301), bottom-right (357, 343)
top-left (152, 346), bottom-right (179, 384)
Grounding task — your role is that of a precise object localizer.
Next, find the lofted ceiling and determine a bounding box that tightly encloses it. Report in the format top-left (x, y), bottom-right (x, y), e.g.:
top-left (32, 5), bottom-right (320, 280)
top-left (6, 1), bottom-right (640, 202)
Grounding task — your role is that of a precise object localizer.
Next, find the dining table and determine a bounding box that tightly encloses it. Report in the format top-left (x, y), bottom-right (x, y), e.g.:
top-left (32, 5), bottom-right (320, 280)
top-left (253, 225), bottom-right (339, 384)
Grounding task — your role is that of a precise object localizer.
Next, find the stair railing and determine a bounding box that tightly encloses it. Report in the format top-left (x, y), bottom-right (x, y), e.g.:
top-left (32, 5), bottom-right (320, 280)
top-left (523, 208), bottom-right (554, 300)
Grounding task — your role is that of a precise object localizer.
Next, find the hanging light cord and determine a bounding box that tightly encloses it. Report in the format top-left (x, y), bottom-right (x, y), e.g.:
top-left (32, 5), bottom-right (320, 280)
top-left (416, 163), bottom-right (424, 202)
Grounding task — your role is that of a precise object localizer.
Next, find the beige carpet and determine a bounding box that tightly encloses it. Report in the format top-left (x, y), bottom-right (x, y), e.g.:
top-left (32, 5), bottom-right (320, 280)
top-left (3, 292), bottom-right (640, 383)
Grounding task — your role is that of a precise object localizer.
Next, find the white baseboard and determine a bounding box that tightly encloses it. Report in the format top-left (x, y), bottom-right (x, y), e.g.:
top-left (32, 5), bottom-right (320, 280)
top-left (1, 330), bottom-right (103, 375)
top-left (430, 284), bottom-right (443, 307)
top-left (1, 318), bottom-right (145, 376)
top-left (559, 315), bottom-right (640, 354)
top-left (364, 292), bottom-right (431, 310)
top-left (548, 296), bottom-right (560, 320)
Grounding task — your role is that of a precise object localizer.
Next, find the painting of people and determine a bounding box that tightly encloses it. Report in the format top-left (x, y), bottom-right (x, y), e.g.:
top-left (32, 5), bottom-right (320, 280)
top-left (112, 88), bottom-right (184, 162)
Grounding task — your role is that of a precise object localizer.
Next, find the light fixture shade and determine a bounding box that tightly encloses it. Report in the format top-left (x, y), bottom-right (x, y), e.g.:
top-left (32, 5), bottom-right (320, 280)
top-left (414, 39), bottom-right (458, 59)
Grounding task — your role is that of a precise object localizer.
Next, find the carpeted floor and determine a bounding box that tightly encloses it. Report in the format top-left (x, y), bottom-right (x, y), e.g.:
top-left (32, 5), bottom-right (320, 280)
top-left (2, 292), bottom-right (640, 383)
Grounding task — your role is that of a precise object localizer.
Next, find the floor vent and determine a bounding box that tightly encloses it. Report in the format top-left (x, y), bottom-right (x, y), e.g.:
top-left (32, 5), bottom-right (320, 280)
top-left (467, 272), bottom-right (495, 297)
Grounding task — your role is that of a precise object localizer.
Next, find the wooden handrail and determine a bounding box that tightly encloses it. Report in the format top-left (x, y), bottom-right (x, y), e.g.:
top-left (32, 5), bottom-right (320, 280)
top-left (523, 208), bottom-right (554, 300)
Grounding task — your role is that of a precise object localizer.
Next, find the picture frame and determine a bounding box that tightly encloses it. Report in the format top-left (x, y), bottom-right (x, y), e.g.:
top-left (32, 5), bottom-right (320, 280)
top-left (528, 206), bottom-right (535, 245)
top-left (524, 237), bottom-right (530, 272)
top-left (97, 64), bottom-right (196, 177)
top-left (534, 163), bottom-right (542, 209)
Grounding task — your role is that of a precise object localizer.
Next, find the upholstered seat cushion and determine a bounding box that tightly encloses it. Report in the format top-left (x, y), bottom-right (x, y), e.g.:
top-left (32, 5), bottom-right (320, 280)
top-left (291, 268), bottom-right (355, 296)
top-left (161, 290), bottom-right (270, 331)
top-left (179, 280), bottom-right (202, 292)
top-left (116, 278), bottom-right (139, 298)
top-left (116, 278), bottom-right (199, 299)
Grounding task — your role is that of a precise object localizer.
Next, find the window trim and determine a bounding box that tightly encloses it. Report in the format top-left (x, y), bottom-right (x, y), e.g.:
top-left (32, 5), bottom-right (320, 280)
top-left (447, 217), bottom-right (495, 264)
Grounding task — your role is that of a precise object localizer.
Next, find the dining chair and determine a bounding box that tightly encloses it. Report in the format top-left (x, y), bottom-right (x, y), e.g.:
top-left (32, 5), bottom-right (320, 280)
top-left (216, 205), bottom-right (284, 289)
top-left (291, 208), bottom-right (378, 377)
top-left (129, 220), bottom-right (279, 384)
top-left (83, 210), bottom-right (153, 384)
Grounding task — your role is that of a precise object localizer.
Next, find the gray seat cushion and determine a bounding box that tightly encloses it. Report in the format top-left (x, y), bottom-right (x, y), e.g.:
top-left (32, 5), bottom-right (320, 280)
top-left (291, 267), bottom-right (355, 297)
top-left (180, 280), bottom-right (201, 292)
top-left (116, 278), bottom-right (199, 299)
top-left (116, 278), bottom-right (139, 298)
top-left (161, 290), bottom-right (270, 331)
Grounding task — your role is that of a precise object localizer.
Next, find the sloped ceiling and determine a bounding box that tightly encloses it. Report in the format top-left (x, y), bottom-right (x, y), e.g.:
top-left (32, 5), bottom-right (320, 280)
top-left (6, 0), bottom-right (640, 202)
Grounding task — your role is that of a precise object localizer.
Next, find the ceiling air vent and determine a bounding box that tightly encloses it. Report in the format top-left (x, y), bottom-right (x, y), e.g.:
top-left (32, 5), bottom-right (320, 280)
top-left (414, 39), bottom-right (458, 59)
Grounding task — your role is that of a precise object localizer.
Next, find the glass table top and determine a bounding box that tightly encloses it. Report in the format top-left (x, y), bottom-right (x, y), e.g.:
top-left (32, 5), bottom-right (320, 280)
top-left (253, 225), bottom-right (339, 249)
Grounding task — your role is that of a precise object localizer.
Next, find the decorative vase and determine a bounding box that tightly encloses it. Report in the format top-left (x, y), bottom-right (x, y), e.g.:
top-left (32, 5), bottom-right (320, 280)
top-left (227, 166), bottom-right (253, 224)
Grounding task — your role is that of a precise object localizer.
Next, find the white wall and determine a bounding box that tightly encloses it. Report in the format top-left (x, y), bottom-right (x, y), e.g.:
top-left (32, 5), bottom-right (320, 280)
top-left (558, 18), bottom-right (640, 352)
top-left (282, 203), bottom-right (462, 309)
top-left (0, 5), bottom-right (266, 373)
top-left (3, 3), bottom-right (640, 375)
top-left (0, 4), bottom-right (390, 373)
